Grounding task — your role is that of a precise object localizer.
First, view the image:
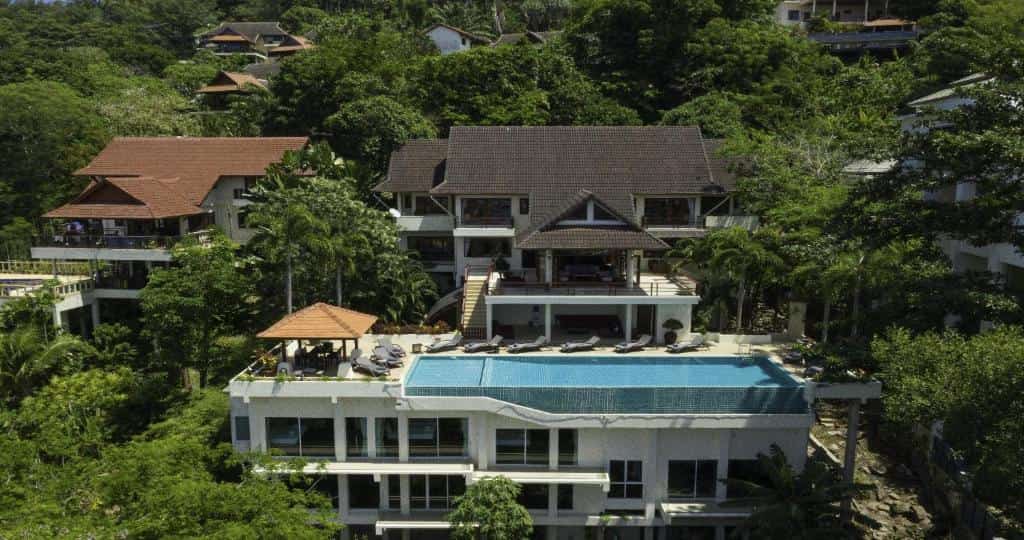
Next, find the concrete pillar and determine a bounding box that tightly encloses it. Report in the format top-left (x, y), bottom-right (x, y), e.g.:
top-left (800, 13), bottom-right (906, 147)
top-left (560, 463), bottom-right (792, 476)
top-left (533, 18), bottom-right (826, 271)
top-left (90, 300), bottom-right (101, 330)
top-left (624, 305), bottom-right (633, 342)
top-left (486, 302), bottom-right (493, 340)
top-left (476, 413), bottom-right (490, 470)
top-left (367, 416), bottom-right (377, 459)
top-left (400, 475), bottom-right (410, 515)
top-left (549, 428), bottom-right (558, 471)
top-left (840, 400), bottom-right (862, 523)
top-left (544, 250), bottom-right (554, 284)
top-left (863, 0), bottom-right (869, 21)
top-left (398, 413), bottom-right (409, 462)
top-left (832, 0), bottom-right (838, 18)
top-left (335, 408), bottom-right (347, 462)
top-left (544, 304), bottom-right (552, 342)
top-left (716, 431), bottom-right (731, 501)
top-left (339, 474), bottom-right (350, 520)
top-left (626, 250), bottom-right (637, 289)
top-left (644, 430), bottom-right (659, 520)
top-left (787, 301), bottom-right (807, 339)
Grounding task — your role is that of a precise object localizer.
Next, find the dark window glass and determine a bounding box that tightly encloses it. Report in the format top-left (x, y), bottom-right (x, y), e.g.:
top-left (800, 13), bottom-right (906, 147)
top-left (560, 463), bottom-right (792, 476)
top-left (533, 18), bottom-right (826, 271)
top-left (237, 208), bottom-right (250, 228)
top-left (701, 196), bottom-right (729, 216)
top-left (465, 238), bottom-right (511, 257)
top-left (461, 198), bottom-right (512, 225)
top-left (665, 526), bottom-right (717, 540)
top-left (429, 475), bottom-right (448, 507)
top-left (558, 429), bottom-right (577, 466)
top-left (388, 475), bottom-right (401, 509)
top-left (496, 429), bottom-right (526, 464)
top-left (668, 461), bottom-right (696, 498)
top-left (557, 485), bottom-right (573, 510)
top-left (788, 9), bottom-right (800, 20)
top-left (311, 475), bottom-right (339, 509)
top-left (696, 460), bottom-right (717, 498)
top-left (518, 484), bottom-right (549, 509)
top-left (564, 204), bottom-right (588, 221)
top-left (526, 430), bottom-right (549, 465)
top-left (402, 194), bottom-right (412, 211)
top-left (414, 196), bottom-right (449, 215)
top-left (266, 417), bottom-right (300, 455)
top-left (408, 419), bottom-right (437, 458)
top-left (234, 416), bottom-right (250, 441)
top-left (727, 460), bottom-right (769, 499)
top-left (438, 418), bottom-right (467, 457)
top-left (410, 475), bottom-right (427, 509)
top-left (643, 198), bottom-right (691, 226)
top-left (410, 418), bottom-right (467, 457)
top-left (348, 475), bottom-right (379, 509)
top-left (593, 204), bottom-right (616, 221)
top-left (376, 418), bottom-right (399, 458)
top-left (346, 417), bottom-right (367, 458)
top-left (609, 460), bottom-right (643, 499)
top-left (519, 198), bottom-right (530, 215)
top-left (301, 418), bottom-right (335, 457)
top-left (410, 475), bottom-right (463, 509)
top-left (407, 236), bottom-right (454, 262)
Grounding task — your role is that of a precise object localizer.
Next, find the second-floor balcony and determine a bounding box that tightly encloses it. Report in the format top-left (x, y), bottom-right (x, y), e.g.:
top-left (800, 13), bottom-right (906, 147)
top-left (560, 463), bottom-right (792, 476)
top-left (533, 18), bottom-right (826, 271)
top-left (36, 234), bottom-right (184, 250)
top-left (457, 215), bottom-right (515, 228)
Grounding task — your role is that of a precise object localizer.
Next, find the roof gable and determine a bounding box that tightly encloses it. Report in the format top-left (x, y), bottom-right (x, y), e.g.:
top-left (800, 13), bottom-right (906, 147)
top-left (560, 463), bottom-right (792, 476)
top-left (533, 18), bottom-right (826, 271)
top-left (257, 302), bottom-right (378, 339)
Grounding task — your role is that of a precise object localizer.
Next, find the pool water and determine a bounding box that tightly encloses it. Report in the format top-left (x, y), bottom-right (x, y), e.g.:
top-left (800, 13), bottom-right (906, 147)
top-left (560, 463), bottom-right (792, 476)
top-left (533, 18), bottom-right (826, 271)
top-left (405, 355), bottom-right (798, 389)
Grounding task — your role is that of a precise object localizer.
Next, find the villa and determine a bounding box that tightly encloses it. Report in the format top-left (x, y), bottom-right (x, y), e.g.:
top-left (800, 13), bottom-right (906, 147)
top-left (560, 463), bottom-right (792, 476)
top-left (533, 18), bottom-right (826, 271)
top-left (375, 126), bottom-right (757, 344)
top-left (197, 21), bottom-right (314, 60)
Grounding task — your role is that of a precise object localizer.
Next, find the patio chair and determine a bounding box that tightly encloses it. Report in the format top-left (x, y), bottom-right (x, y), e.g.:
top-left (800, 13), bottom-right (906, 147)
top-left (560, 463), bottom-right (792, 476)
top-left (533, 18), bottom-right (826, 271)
top-left (560, 335), bottom-right (600, 353)
top-left (378, 339), bottom-right (406, 358)
top-left (666, 334), bottom-right (704, 353)
top-left (372, 346), bottom-right (404, 368)
top-left (614, 334), bottom-right (652, 353)
top-left (463, 335), bottom-right (503, 353)
top-left (507, 335), bottom-right (548, 354)
top-left (424, 332), bottom-right (462, 353)
top-left (350, 349), bottom-right (389, 377)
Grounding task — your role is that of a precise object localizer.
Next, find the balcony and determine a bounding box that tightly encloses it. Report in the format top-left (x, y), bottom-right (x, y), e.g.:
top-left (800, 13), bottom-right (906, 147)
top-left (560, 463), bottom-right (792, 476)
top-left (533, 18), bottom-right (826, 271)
top-left (396, 214), bottom-right (454, 233)
top-left (31, 230), bottom-right (212, 262)
top-left (488, 272), bottom-right (695, 298)
top-left (457, 215), bottom-right (514, 228)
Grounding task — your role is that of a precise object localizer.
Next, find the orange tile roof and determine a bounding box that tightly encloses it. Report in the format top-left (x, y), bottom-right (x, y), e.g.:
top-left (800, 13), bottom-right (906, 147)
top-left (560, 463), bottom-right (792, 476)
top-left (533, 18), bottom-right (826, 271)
top-left (44, 177), bottom-right (205, 219)
top-left (197, 71), bottom-right (267, 94)
top-left (74, 137), bottom-right (309, 206)
top-left (257, 303), bottom-right (378, 339)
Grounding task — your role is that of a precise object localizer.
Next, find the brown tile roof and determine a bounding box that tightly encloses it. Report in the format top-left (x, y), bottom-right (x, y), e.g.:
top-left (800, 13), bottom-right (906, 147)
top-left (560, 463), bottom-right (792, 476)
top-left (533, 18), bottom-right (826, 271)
top-left (373, 139), bottom-right (448, 192)
top-left (269, 34), bottom-right (314, 54)
top-left (257, 302), bottom-right (378, 339)
top-left (74, 137), bottom-right (309, 206)
top-left (201, 22), bottom-right (289, 43)
top-left (197, 71), bottom-right (267, 94)
top-left (44, 177), bottom-right (205, 219)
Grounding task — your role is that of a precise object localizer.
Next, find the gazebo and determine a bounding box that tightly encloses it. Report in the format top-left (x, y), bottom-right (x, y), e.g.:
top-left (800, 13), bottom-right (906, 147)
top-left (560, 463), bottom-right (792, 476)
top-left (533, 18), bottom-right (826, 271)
top-left (257, 302), bottom-right (378, 374)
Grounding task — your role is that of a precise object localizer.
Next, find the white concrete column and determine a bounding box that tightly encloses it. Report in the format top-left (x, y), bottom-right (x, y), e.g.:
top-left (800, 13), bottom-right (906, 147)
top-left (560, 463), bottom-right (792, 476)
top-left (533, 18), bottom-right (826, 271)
top-left (548, 483), bottom-right (557, 519)
top-left (400, 475), bottom-right (411, 515)
top-left (335, 408), bottom-right (347, 462)
top-left (476, 413), bottom-right (490, 471)
top-left (367, 416), bottom-right (377, 459)
top-left (544, 250), bottom-right (553, 284)
top-left (486, 302), bottom-right (493, 340)
top-left (90, 299), bottom-right (101, 330)
top-left (863, 0), bottom-right (869, 21)
top-left (644, 430), bottom-right (658, 520)
top-left (549, 429), bottom-right (558, 471)
top-left (544, 304), bottom-right (552, 342)
top-left (716, 430), bottom-right (731, 501)
top-left (398, 413), bottom-right (409, 462)
top-left (626, 250), bottom-right (637, 289)
top-left (624, 305), bottom-right (633, 342)
top-left (339, 474), bottom-right (350, 520)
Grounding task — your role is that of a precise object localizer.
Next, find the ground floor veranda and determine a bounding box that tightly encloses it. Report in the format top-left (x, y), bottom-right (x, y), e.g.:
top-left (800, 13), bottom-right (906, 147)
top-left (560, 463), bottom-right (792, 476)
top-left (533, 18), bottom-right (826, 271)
top-left (343, 521), bottom-right (747, 540)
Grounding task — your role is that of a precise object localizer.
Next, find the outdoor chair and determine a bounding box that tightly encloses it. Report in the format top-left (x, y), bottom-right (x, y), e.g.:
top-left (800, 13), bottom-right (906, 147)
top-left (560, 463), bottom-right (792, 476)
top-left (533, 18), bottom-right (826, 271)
top-left (614, 334), bottom-right (652, 353)
top-left (378, 339), bottom-right (406, 358)
top-left (666, 334), bottom-right (704, 353)
top-left (463, 335), bottom-right (503, 353)
top-left (424, 332), bottom-right (462, 353)
top-left (372, 346), bottom-right (404, 368)
top-left (350, 349), bottom-right (389, 377)
top-left (560, 335), bottom-right (600, 353)
top-left (507, 335), bottom-right (548, 354)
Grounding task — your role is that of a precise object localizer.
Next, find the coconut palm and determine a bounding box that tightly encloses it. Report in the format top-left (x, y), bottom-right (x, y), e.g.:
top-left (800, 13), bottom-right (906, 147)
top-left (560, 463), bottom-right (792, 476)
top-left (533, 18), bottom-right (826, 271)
top-left (249, 200), bottom-right (332, 313)
top-left (0, 327), bottom-right (94, 404)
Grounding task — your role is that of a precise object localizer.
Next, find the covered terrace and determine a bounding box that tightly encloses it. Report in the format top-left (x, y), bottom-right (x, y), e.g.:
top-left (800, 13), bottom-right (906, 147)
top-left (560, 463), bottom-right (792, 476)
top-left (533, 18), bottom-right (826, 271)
top-left (255, 302), bottom-right (377, 378)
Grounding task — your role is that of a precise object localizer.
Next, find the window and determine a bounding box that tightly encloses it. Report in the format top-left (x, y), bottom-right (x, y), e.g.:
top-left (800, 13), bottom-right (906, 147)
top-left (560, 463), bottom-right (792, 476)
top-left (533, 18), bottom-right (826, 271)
top-left (376, 417), bottom-right (399, 458)
top-left (237, 208), bottom-right (250, 229)
top-left (519, 197), bottom-right (530, 215)
top-left (558, 429), bottom-right (577, 466)
top-left (414, 196), bottom-right (449, 216)
top-left (700, 196), bottom-right (729, 216)
top-left (461, 198), bottom-right (512, 225)
top-left (346, 417), bottom-right (367, 458)
top-left (496, 429), bottom-right (549, 465)
top-left (409, 418), bottom-right (467, 458)
top-left (388, 475), bottom-right (401, 509)
top-left (348, 475), bottom-right (380, 509)
top-left (564, 204), bottom-right (588, 221)
top-left (727, 460), bottom-right (769, 499)
top-left (410, 475), bottom-right (465, 509)
top-left (667, 460), bottom-right (717, 499)
top-left (557, 485), bottom-right (573, 510)
top-left (665, 526), bottom-right (716, 540)
top-left (465, 238), bottom-right (511, 258)
top-left (788, 9), bottom-right (801, 20)
top-left (310, 475), bottom-right (339, 509)
top-left (266, 417), bottom-right (335, 457)
top-left (402, 194), bottom-right (413, 212)
top-left (518, 484), bottom-right (549, 509)
top-left (233, 188), bottom-right (245, 199)
top-left (593, 204), bottom-right (616, 221)
top-left (608, 460), bottom-right (643, 499)
top-left (407, 236), bottom-right (454, 262)
top-left (234, 416), bottom-right (250, 442)
top-left (643, 198), bottom-right (692, 226)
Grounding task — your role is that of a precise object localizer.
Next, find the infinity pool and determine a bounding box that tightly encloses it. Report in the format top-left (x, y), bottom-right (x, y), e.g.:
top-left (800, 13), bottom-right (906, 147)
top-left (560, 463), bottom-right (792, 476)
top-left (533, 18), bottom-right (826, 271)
top-left (404, 356), bottom-right (806, 414)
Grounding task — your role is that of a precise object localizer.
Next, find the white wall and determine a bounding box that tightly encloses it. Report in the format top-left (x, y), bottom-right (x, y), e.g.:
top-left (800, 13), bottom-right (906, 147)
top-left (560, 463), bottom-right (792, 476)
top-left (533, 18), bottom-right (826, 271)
top-left (426, 26), bottom-right (472, 55)
top-left (201, 175), bottom-right (254, 244)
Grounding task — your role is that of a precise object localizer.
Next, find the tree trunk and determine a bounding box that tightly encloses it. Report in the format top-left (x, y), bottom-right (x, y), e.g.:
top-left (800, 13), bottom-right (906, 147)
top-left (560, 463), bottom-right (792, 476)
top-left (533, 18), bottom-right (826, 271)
top-left (336, 264), bottom-right (343, 306)
top-left (735, 279), bottom-right (746, 332)
top-left (850, 278), bottom-right (862, 338)
top-left (286, 252), bottom-right (294, 313)
top-left (822, 299), bottom-right (832, 343)
top-left (492, 0), bottom-right (503, 35)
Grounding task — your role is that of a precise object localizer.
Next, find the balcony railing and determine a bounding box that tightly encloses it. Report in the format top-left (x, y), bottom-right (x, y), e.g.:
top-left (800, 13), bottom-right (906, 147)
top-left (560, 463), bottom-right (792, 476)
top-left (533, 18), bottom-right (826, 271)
top-left (34, 229), bottom-right (213, 250)
top-left (489, 280), bottom-right (675, 297)
top-left (641, 216), bottom-right (698, 227)
top-left (457, 216), bottom-right (514, 227)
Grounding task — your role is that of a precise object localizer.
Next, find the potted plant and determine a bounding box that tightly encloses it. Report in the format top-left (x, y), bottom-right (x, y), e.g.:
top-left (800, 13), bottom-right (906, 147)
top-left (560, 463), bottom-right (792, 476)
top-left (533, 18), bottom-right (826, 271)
top-left (662, 318), bottom-right (684, 344)
top-left (492, 253), bottom-right (511, 276)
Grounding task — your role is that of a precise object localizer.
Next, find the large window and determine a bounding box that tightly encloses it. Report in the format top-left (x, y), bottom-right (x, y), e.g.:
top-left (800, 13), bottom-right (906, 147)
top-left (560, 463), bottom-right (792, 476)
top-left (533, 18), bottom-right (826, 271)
top-left (727, 460), bottom-right (770, 499)
top-left (518, 484), bottom-right (549, 509)
top-left (388, 475), bottom-right (401, 509)
top-left (496, 429), bottom-right (549, 465)
top-left (643, 198), bottom-right (693, 226)
top-left (346, 417), bottom-right (367, 458)
top-left (266, 417), bottom-right (334, 457)
top-left (410, 475), bottom-right (466, 509)
top-left (557, 485), bottom-right (573, 510)
top-left (667, 460), bottom-right (718, 499)
top-left (348, 475), bottom-right (380, 509)
top-left (310, 475), bottom-right (339, 509)
top-left (558, 429), bottom-right (577, 466)
top-left (465, 238), bottom-right (511, 258)
top-left (700, 196), bottom-right (729, 216)
top-left (414, 195), bottom-right (450, 216)
top-left (461, 198), bottom-right (512, 225)
top-left (609, 460), bottom-right (643, 499)
top-left (407, 236), bottom-right (454, 262)
top-left (234, 416), bottom-right (250, 442)
top-left (376, 417), bottom-right (399, 458)
top-left (409, 418), bottom-right (468, 458)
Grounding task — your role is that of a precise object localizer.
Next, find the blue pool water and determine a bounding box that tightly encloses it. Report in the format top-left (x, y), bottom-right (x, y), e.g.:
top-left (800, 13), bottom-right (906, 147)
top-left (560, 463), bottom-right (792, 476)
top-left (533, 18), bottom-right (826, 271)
top-left (405, 355), bottom-right (798, 389)
top-left (403, 356), bottom-right (806, 415)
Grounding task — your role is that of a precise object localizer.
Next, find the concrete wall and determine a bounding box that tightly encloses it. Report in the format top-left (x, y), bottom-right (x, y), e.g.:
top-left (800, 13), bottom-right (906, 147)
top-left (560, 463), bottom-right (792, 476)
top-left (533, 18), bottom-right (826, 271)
top-left (202, 175), bottom-right (254, 244)
top-left (426, 26), bottom-right (472, 54)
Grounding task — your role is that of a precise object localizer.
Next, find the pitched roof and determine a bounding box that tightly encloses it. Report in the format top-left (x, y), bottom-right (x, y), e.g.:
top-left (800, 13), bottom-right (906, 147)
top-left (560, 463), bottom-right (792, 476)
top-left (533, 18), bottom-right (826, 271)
top-left (257, 302), bottom-right (378, 339)
top-left (516, 189), bottom-right (668, 250)
top-left (243, 62), bottom-right (282, 79)
top-left (44, 177), bottom-right (204, 219)
top-left (269, 34), bottom-right (314, 54)
top-left (374, 139), bottom-right (448, 192)
top-left (202, 22), bottom-right (289, 42)
top-left (197, 71), bottom-right (267, 94)
top-left (424, 23), bottom-right (491, 44)
top-left (702, 139), bottom-right (739, 190)
top-left (74, 137), bottom-right (309, 206)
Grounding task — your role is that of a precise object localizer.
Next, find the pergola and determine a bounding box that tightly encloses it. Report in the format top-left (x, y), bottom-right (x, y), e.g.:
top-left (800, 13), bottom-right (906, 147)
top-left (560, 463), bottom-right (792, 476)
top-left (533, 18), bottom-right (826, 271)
top-left (256, 302), bottom-right (378, 367)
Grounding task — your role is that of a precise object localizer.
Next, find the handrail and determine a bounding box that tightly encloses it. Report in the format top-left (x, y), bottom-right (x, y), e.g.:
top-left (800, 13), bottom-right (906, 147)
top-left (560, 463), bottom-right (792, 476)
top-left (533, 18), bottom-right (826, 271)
top-left (457, 216), bottom-right (514, 227)
top-left (0, 260), bottom-right (91, 275)
top-left (489, 279), bottom-right (669, 297)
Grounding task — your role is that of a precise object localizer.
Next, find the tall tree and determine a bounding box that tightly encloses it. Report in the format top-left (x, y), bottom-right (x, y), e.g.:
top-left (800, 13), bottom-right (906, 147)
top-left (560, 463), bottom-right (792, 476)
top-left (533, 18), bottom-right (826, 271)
top-left (447, 476), bottom-right (533, 540)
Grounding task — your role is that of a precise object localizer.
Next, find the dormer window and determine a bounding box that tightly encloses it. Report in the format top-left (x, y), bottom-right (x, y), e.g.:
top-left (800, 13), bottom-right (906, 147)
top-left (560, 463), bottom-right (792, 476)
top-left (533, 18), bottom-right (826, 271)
top-left (558, 201), bottom-right (622, 225)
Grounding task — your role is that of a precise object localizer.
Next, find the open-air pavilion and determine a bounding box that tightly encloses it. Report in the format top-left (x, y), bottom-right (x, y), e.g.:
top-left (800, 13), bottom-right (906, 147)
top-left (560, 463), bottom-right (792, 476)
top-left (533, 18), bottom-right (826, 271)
top-left (257, 302), bottom-right (377, 376)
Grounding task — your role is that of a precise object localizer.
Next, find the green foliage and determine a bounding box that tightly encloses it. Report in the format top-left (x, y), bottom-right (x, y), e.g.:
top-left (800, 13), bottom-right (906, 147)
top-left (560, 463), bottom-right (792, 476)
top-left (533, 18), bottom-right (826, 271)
top-left (874, 327), bottom-right (1024, 512)
top-left (447, 476), bottom-right (533, 540)
top-left (659, 91), bottom-right (744, 138)
top-left (325, 95), bottom-right (437, 175)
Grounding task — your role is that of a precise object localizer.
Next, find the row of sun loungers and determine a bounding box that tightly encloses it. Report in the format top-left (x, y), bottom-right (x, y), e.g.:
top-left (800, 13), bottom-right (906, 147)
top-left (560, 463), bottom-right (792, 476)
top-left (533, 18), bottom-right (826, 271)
top-left (422, 333), bottom-right (708, 354)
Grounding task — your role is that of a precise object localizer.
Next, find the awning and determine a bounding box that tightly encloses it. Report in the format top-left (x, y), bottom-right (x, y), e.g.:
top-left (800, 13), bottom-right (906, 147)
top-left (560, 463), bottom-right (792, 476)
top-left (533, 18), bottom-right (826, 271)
top-left (469, 469), bottom-right (610, 492)
top-left (255, 461), bottom-right (474, 482)
top-left (659, 501), bottom-right (752, 524)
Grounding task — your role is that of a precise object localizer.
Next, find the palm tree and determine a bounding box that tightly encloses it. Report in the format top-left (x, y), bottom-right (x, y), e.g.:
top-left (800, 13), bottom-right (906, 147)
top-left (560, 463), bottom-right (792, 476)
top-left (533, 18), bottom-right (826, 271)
top-left (699, 228), bottom-right (783, 332)
top-left (724, 445), bottom-right (867, 539)
top-left (250, 201), bottom-right (332, 313)
top-left (0, 327), bottom-right (94, 404)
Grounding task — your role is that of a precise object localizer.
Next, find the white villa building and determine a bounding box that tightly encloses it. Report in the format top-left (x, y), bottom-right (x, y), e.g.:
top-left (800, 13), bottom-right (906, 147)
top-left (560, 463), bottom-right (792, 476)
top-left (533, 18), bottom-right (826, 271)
top-left (374, 126), bottom-right (757, 343)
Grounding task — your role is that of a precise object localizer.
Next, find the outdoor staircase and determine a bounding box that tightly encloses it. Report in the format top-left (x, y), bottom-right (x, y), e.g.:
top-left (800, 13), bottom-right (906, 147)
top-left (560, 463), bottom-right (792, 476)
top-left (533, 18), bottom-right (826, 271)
top-left (459, 267), bottom-right (490, 339)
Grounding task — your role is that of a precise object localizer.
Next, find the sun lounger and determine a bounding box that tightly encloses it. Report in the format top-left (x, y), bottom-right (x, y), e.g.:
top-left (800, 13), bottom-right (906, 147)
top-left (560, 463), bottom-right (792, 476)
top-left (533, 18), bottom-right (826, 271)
top-left (560, 335), bottom-right (600, 353)
top-left (372, 346), bottom-right (404, 368)
top-left (614, 334), bottom-right (652, 353)
top-left (507, 335), bottom-right (548, 353)
top-left (424, 333), bottom-right (462, 353)
top-left (378, 338), bottom-right (406, 357)
top-left (463, 335), bottom-right (503, 353)
top-left (350, 349), bottom-right (389, 377)
top-left (666, 334), bottom-right (704, 353)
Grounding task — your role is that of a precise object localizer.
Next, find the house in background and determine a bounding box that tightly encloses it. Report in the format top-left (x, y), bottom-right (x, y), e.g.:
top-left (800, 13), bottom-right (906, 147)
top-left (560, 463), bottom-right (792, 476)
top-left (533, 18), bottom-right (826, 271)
top-left (492, 30), bottom-right (561, 47)
top-left (198, 21), bottom-right (313, 60)
top-left (375, 126), bottom-right (757, 343)
top-left (424, 23), bottom-right (491, 55)
top-left (776, 0), bottom-right (918, 56)
top-left (196, 71), bottom-right (268, 107)
top-left (30, 136), bottom-right (308, 330)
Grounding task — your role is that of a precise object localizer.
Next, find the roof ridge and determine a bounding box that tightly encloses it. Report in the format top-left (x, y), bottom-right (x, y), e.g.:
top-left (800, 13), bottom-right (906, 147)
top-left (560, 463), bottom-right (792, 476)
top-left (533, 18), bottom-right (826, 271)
top-left (316, 302), bottom-right (358, 336)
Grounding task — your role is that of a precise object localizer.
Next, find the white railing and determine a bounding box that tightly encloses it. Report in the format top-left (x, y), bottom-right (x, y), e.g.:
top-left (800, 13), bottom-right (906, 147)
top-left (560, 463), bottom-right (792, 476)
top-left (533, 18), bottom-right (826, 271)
top-left (0, 260), bottom-right (91, 275)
